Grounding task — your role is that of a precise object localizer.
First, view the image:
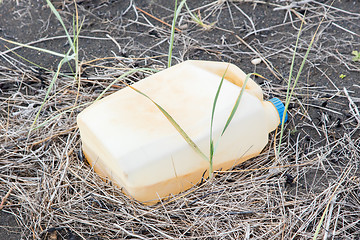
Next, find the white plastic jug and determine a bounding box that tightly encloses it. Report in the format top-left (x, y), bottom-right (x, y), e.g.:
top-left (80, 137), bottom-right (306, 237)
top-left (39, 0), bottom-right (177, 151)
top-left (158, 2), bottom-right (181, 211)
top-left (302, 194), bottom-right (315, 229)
top-left (77, 60), bottom-right (287, 204)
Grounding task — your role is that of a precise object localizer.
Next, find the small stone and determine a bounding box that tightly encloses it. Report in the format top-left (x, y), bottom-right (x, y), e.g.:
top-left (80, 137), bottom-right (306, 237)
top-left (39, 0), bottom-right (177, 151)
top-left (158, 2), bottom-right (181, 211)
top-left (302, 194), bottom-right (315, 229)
top-left (178, 24), bottom-right (188, 30)
top-left (251, 58), bottom-right (262, 65)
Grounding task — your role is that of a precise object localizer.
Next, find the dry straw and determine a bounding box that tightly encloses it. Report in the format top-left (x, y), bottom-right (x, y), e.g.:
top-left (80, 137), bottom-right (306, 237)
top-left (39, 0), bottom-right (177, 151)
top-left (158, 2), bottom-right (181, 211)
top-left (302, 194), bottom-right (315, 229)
top-left (0, 0), bottom-right (359, 239)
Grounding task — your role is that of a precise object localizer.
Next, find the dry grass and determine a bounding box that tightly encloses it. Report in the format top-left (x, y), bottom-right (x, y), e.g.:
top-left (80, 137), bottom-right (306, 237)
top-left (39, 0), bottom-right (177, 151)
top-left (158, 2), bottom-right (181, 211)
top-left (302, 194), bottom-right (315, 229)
top-left (1, 0), bottom-right (360, 239)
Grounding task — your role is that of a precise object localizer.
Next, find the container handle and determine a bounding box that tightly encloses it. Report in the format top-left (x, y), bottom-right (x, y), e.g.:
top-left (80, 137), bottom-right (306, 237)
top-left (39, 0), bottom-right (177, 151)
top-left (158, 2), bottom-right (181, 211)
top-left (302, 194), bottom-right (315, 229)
top-left (187, 60), bottom-right (263, 101)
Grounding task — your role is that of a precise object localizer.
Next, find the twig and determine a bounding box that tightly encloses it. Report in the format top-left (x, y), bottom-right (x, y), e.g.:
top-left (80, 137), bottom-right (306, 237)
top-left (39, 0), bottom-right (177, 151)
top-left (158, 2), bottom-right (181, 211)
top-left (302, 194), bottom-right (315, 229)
top-left (215, 160), bottom-right (315, 173)
top-left (0, 187), bottom-right (14, 210)
top-left (344, 87), bottom-right (360, 125)
top-left (332, 23), bottom-right (360, 37)
top-left (135, 6), bottom-right (182, 32)
top-left (231, 3), bottom-right (257, 34)
top-left (323, 194), bottom-right (336, 240)
top-left (273, 0), bottom-right (313, 11)
top-left (234, 34), bottom-right (283, 81)
top-left (312, 166), bottom-right (352, 240)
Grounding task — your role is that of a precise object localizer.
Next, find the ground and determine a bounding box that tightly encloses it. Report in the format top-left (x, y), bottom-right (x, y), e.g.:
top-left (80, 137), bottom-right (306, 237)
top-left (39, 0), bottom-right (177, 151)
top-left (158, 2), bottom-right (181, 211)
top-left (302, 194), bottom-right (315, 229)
top-left (0, 0), bottom-right (359, 239)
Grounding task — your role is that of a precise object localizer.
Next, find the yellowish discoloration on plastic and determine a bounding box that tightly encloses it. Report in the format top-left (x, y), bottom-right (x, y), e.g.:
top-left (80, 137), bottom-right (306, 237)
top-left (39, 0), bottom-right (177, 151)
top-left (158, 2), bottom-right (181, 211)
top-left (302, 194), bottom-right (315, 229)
top-left (77, 60), bottom-right (280, 204)
top-left (84, 145), bottom-right (260, 204)
top-left (187, 60), bottom-right (264, 100)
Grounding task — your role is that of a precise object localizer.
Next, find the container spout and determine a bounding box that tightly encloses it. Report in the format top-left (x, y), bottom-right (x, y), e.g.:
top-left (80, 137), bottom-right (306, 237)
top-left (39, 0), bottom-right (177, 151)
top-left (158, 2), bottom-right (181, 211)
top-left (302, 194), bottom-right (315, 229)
top-left (263, 98), bottom-right (288, 132)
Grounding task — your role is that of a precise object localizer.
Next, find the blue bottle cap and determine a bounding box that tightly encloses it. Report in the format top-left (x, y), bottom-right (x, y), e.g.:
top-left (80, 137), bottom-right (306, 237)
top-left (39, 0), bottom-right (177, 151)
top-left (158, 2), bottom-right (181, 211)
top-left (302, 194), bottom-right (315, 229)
top-left (268, 98), bottom-right (288, 125)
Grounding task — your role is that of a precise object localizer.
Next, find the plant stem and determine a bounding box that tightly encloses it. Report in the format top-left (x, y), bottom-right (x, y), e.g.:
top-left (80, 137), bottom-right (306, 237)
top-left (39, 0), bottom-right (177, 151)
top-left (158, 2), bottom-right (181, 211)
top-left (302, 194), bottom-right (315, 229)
top-left (168, 0), bottom-right (186, 68)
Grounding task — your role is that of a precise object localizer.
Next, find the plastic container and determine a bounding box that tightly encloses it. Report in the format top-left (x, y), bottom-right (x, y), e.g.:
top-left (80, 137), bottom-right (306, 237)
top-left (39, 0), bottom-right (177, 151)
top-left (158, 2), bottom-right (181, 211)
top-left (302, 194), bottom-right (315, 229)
top-left (77, 60), bottom-right (287, 204)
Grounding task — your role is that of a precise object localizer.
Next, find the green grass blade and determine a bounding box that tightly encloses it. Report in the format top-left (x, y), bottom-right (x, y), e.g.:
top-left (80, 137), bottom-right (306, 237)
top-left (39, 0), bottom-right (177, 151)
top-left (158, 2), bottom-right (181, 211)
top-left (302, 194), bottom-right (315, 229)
top-left (45, 0), bottom-right (75, 53)
top-left (221, 73), bottom-right (263, 136)
top-left (276, 19), bottom-right (304, 154)
top-left (277, 9), bottom-right (328, 155)
top-left (125, 83), bottom-right (209, 163)
top-left (285, 19), bottom-right (304, 105)
top-left (3, 45), bottom-right (55, 73)
top-left (29, 53), bottom-right (70, 133)
top-left (83, 67), bottom-right (200, 162)
top-left (168, 0), bottom-right (186, 68)
top-left (209, 65), bottom-right (229, 176)
top-left (209, 138), bottom-right (214, 177)
top-left (210, 66), bottom-right (229, 138)
top-left (312, 166), bottom-right (351, 239)
top-left (3, 44), bottom-right (80, 80)
top-left (184, 2), bottom-right (201, 25)
top-left (168, 0), bottom-right (177, 68)
top-left (0, 36), bottom-right (72, 59)
top-left (95, 68), bottom-right (158, 101)
top-left (32, 68), bottom-right (158, 130)
top-left (277, 1), bottom-right (336, 156)
top-left (32, 103), bottom-right (90, 130)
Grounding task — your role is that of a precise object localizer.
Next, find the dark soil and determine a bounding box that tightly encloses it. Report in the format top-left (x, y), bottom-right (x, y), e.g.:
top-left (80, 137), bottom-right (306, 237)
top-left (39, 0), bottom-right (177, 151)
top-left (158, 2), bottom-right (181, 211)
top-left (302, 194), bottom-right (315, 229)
top-left (1, 0), bottom-right (359, 239)
top-left (0, 211), bottom-right (20, 240)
